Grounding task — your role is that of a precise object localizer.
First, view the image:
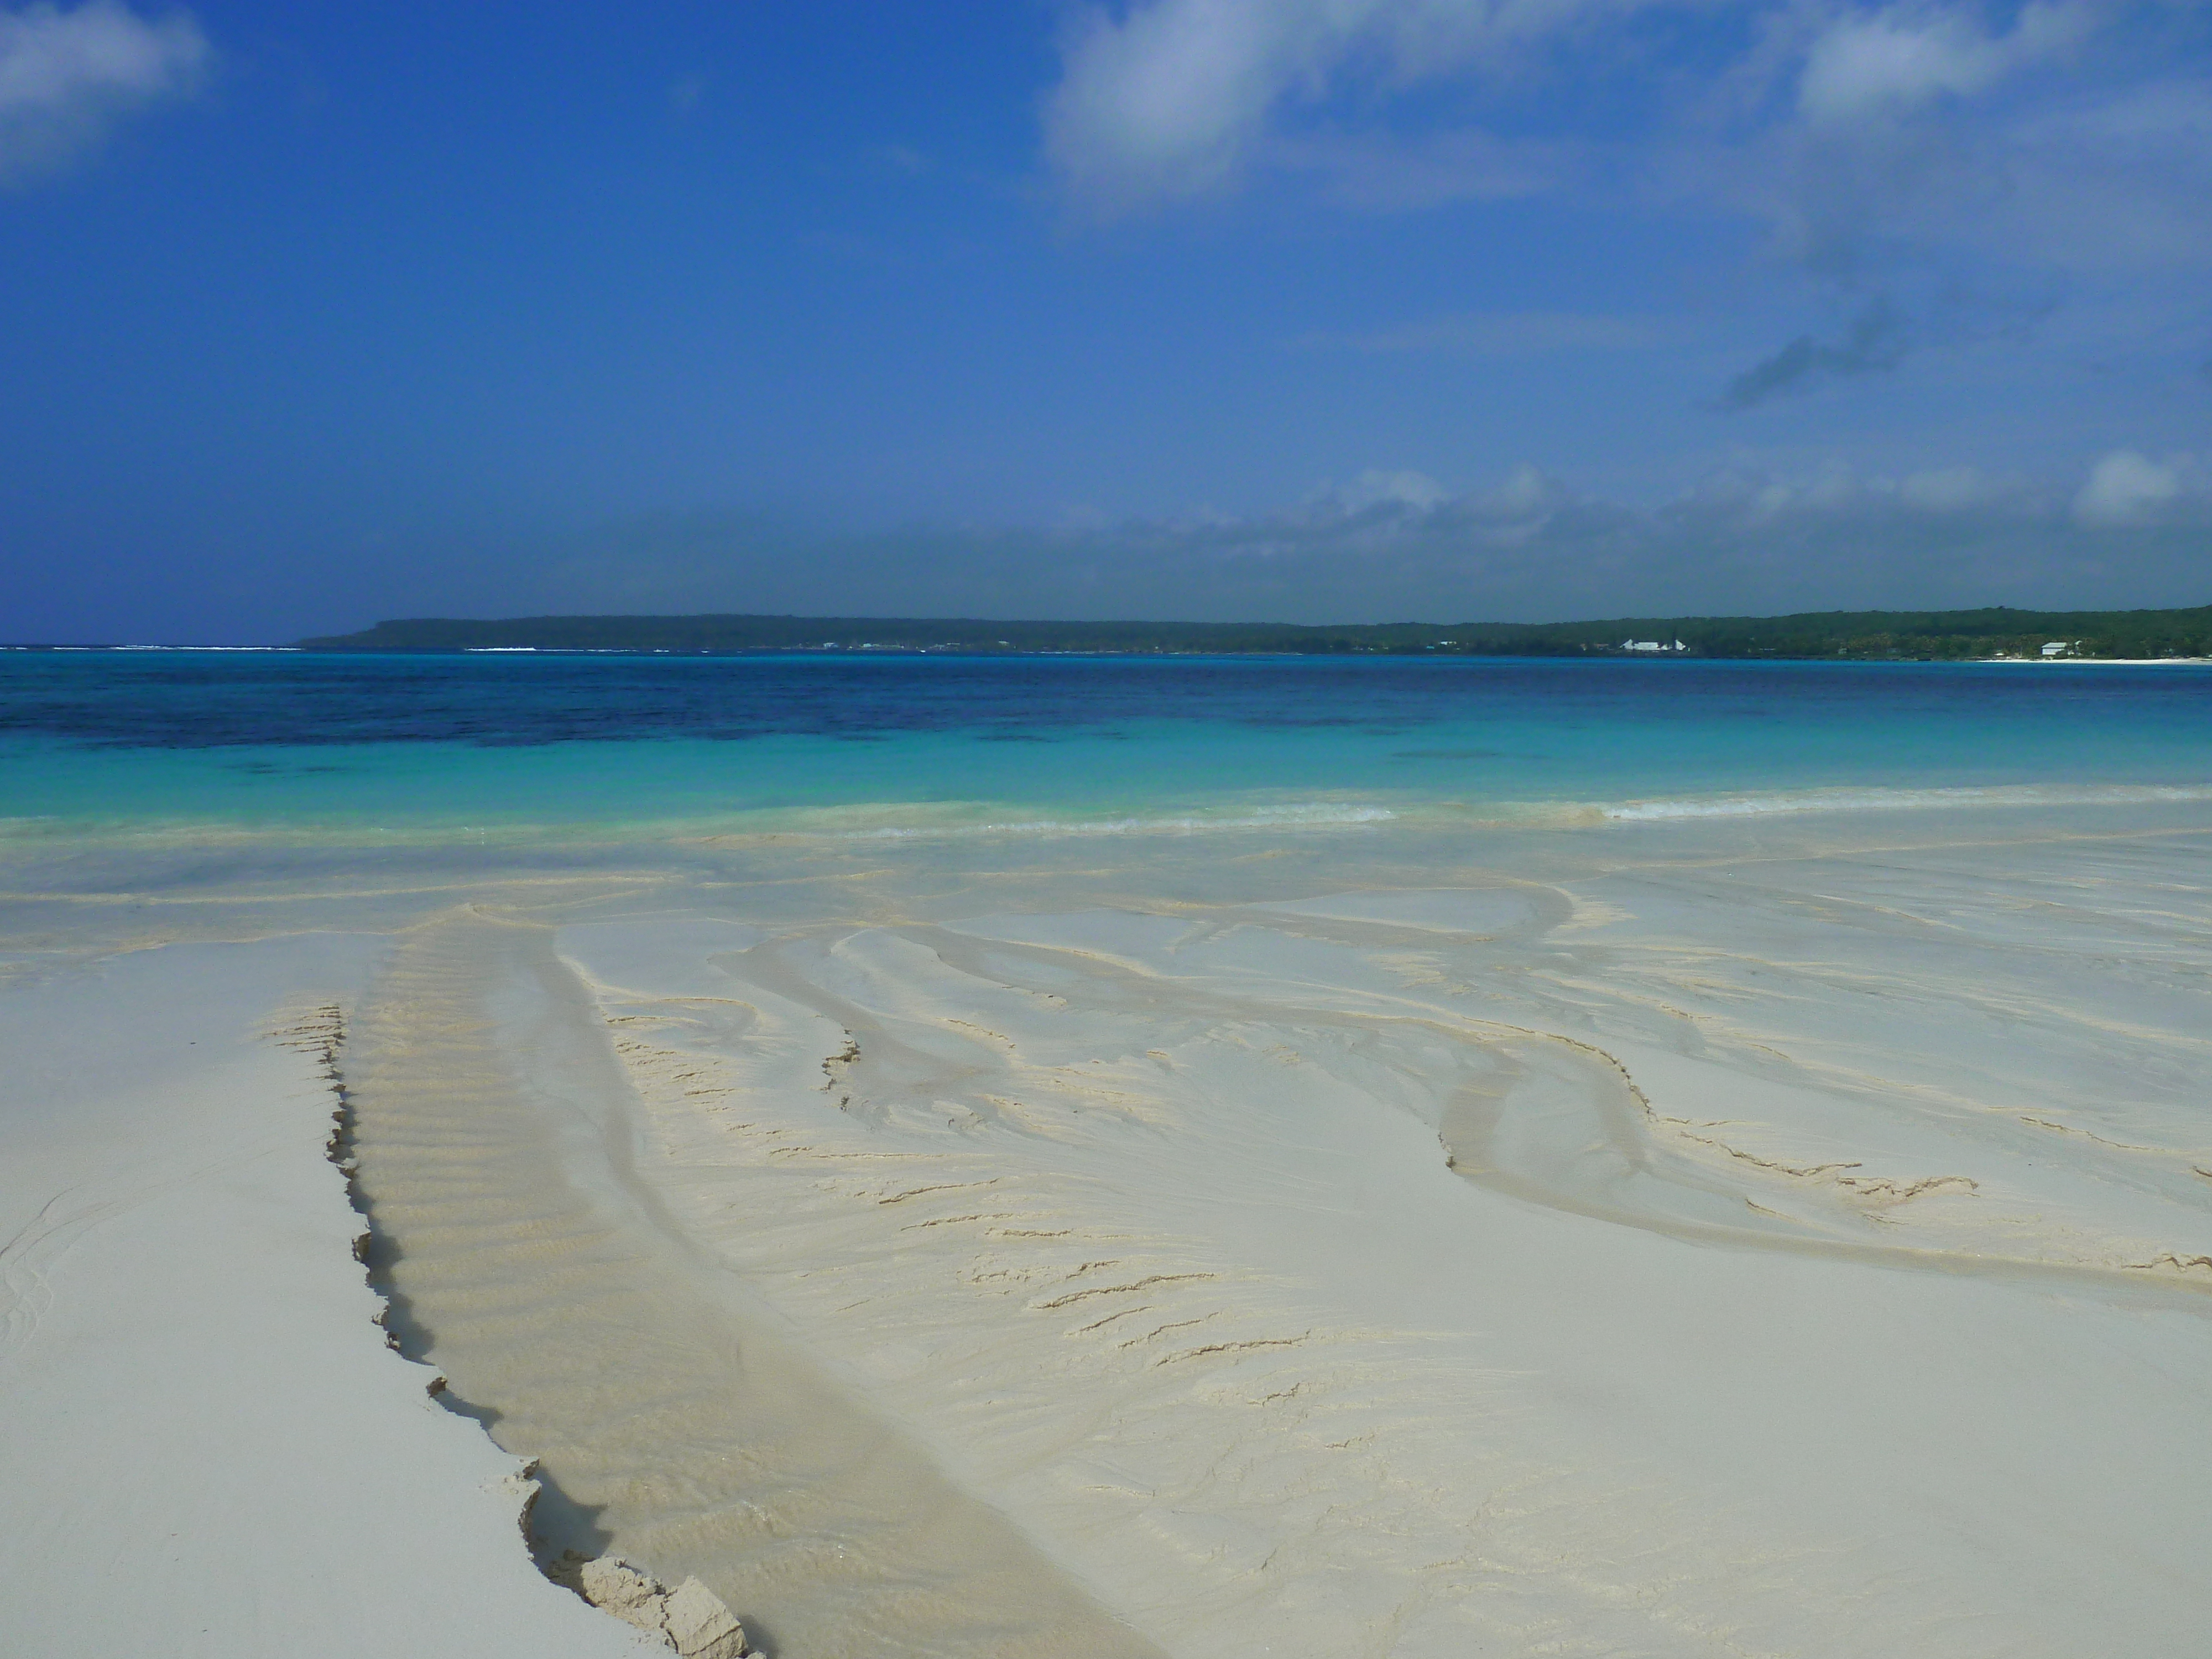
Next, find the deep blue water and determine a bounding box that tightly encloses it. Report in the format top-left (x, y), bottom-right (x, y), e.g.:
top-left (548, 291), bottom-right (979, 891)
top-left (2, 651), bottom-right (2208, 842)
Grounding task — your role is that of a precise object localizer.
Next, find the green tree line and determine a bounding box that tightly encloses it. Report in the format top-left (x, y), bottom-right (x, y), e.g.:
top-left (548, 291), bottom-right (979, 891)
top-left (298, 604), bottom-right (2212, 660)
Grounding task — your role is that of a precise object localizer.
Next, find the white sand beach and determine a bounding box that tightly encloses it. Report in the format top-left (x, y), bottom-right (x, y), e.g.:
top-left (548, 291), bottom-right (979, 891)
top-left (4, 803), bottom-right (2209, 1656)
top-left (0, 933), bottom-right (660, 1658)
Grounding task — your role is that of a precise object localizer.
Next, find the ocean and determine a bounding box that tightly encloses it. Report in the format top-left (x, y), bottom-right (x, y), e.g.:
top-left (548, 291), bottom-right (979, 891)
top-left (4, 650), bottom-right (2208, 849)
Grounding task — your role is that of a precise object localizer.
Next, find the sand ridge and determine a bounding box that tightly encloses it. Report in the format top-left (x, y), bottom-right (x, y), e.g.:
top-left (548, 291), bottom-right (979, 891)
top-left (340, 909), bottom-right (1168, 1659)
top-left (545, 822), bottom-right (2212, 1655)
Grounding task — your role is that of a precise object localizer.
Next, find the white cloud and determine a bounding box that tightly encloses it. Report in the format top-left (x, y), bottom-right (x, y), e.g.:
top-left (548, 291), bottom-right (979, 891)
top-left (0, 0), bottom-right (207, 181)
top-left (1479, 460), bottom-right (1558, 517)
top-left (1329, 467), bottom-right (1451, 513)
top-left (1045, 0), bottom-right (1310, 206)
top-left (1900, 465), bottom-right (1994, 510)
top-left (1039, 0), bottom-right (2193, 311)
top-left (1797, 2), bottom-right (2096, 128)
top-left (1986, 77), bottom-right (2212, 272)
top-left (1042, 0), bottom-right (2114, 213)
top-left (538, 455), bottom-right (2212, 623)
top-left (2072, 450), bottom-right (2183, 526)
top-left (1044, 0), bottom-right (1630, 211)
top-left (1707, 457), bottom-right (1872, 520)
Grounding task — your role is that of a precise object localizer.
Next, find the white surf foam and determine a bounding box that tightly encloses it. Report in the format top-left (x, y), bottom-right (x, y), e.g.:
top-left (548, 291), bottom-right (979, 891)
top-left (835, 802), bottom-right (1398, 841)
top-left (1599, 782), bottom-right (2212, 822)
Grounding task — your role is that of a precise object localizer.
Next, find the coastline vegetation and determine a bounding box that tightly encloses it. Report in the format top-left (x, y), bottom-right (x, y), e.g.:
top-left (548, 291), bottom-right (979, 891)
top-left (295, 606), bottom-right (2212, 660)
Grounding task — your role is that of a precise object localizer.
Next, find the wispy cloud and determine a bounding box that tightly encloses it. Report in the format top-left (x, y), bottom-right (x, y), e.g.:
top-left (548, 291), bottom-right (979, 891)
top-left (0, 1), bottom-right (208, 184)
top-left (1041, 0), bottom-right (2115, 219)
top-left (1270, 126), bottom-right (1575, 211)
top-left (1298, 310), bottom-right (1684, 356)
top-left (2072, 449), bottom-right (2187, 526)
top-left (1796, 1), bottom-right (2096, 127)
top-left (530, 453), bottom-right (2212, 624)
top-left (1720, 296), bottom-right (1910, 407)
top-left (1043, 0), bottom-right (1631, 213)
top-left (1042, 0), bottom-right (2209, 410)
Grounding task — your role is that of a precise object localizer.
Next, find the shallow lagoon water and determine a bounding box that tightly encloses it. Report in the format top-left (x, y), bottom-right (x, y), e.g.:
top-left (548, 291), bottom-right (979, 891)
top-left (3, 652), bottom-right (2208, 848)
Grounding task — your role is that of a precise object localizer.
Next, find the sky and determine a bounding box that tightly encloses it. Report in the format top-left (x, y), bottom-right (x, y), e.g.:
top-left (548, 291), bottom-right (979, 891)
top-left (1, 0), bottom-right (2208, 640)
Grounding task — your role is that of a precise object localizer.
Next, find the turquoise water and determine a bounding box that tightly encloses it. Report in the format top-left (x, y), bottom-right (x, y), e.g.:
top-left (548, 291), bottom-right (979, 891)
top-left (3, 651), bottom-right (2209, 846)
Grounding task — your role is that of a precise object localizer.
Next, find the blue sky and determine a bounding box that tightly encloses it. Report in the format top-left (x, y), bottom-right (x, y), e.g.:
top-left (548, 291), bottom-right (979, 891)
top-left (2, 0), bottom-right (2208, 639)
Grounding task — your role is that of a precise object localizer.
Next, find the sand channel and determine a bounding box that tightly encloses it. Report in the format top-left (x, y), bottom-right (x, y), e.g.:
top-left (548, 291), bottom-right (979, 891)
top-left (342, 908), bottom-right (1165, 1659)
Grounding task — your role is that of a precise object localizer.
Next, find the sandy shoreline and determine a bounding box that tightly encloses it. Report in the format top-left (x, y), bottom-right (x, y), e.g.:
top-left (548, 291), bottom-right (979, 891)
top-left (4, 802), bottom-right (2209, 1655)
top-left (0, 933), bottom-right (660, 1658)
top-left (1980, 656), bottom-right (2212, 665)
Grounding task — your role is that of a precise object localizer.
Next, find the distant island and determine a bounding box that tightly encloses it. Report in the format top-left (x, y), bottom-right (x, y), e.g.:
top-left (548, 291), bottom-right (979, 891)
top-left (298, 604), bottom-right (2212, 661)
